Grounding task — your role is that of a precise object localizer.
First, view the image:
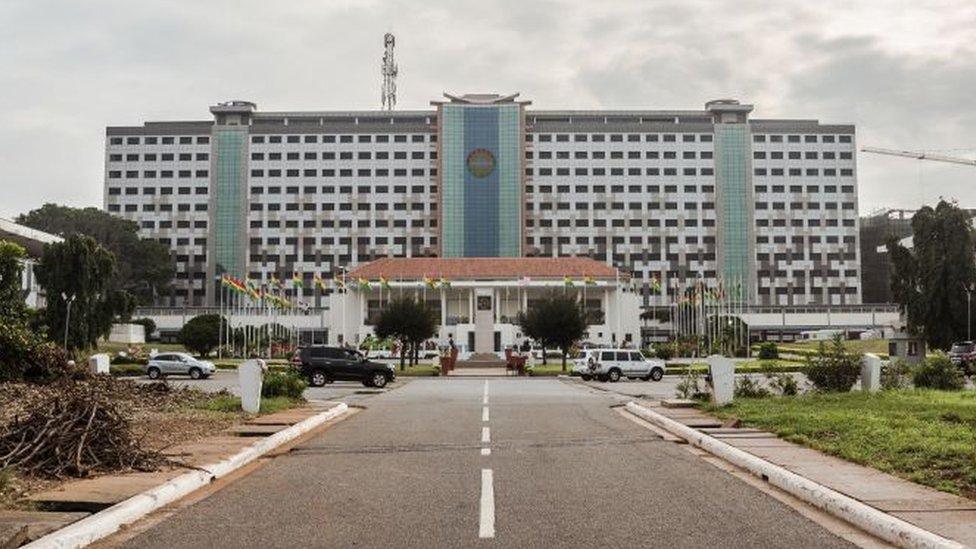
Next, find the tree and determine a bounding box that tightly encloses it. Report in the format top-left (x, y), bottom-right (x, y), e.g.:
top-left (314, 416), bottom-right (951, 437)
top-left (180, 314), bottom-right (225, 357)
top-left (17, 204), bottom-right (174, 305)
top-left (0, 240), bottom-right (27, 320)
top-left (517, 292), bottom-right (587, 372)
top-left (34, 235), bottom-right (135, 351)
top-left (373, 298), bottom-right (438, 371)
top-left (888, 200), bottom-right (976, 350)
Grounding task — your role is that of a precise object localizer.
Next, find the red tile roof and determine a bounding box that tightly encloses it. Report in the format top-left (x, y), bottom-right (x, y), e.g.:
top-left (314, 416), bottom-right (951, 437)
top-left (347, 257), bottom-right (623, 281)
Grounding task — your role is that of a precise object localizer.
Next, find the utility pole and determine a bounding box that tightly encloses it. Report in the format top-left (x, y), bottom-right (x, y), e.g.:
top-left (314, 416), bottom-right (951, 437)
top-left (381, 33), bottom-right (398, 110)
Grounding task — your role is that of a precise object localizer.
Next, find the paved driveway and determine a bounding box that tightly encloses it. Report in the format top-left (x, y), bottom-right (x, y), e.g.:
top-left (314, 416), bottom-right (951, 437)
top-left (116, 378), bottom-right (851, 548)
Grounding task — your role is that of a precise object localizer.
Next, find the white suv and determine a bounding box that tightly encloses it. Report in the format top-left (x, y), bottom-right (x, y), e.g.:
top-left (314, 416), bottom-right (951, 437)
top-left (573, 349), bottom-right (665, 383)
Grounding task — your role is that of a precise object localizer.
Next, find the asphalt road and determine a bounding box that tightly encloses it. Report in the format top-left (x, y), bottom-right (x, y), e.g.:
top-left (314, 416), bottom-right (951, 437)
top-left (117, 378), bottom-right (852, 548)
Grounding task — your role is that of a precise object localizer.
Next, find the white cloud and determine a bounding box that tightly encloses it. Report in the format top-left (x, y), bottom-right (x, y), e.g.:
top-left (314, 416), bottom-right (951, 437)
top-left (1, 0), bottom-right (974, 218)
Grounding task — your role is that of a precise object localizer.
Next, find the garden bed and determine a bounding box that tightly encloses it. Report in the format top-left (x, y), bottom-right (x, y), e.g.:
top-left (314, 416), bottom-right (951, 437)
top-left (704, 390), bottom-right (976, 499)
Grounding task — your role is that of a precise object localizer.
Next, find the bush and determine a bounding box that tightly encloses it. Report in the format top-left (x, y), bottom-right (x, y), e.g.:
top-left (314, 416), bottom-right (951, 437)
top-left (881, 358), bottom-right (913, 390)
top-left (757, 342), bottom-right (779, 360)
top-left (654, 344), bottom-right (674, 360)
top-left (806, 336), bottom-right (862, 392)
top-left (912, 354), bottom-right (965, 391)
top-left (734, 375), bottom-right (771, 398)
top-left (261, 370), bottom-right (308, 399)
top-left (132, 318), bottom-right (157, 341)
top-left (0, 318), bottom-right (79, 383)
top-left (768, 373), bottom-right (799, 396)
top-left (675, 367), bottom-right (708, 400)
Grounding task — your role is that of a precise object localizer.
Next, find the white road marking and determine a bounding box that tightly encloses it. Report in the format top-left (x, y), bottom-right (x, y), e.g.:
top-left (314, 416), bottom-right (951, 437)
top-left (482, 406), bottom-right (490, 422)
top-left (481, 448), bottom-right (491, 456)
top-left (482, 426), bottom-right (490, 444)
top-left (483, 381), bottom-right (489, 404)
top-left (479, 469), bottom-right (495, 538)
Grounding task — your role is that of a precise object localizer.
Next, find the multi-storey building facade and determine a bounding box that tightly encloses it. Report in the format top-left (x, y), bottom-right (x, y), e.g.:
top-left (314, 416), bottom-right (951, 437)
top-left (104, 93), bottom-right (860, 308)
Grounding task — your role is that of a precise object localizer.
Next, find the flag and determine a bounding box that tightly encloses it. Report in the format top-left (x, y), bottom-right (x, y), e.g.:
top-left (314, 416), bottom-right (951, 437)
top-left (245, 278), bottom-right (260, 300)
top-left (563, 276), bottom-right (574, 287)
top-left (650, 276), bottom-right (662, 294)
top-left (583, 276), bottom-right (597, 286)
top-left (423, 276), bottom-right (438, 289)
top-left (269, 275), bottom-right (282, 289)
top-left (313, 274), bottom-right (327, 291)
top-left (518, 276), bottom-right (531, 286)
top-left (292, 273), bottom-right (304, 288)
top-left (334, 277), bottom-right (346, 291)
top-left (358, 277), bottom-right (371, 290)
top-left (380, 276), bottom-right (391, 289)
top-left (439, 277), bottom-right (451, 289)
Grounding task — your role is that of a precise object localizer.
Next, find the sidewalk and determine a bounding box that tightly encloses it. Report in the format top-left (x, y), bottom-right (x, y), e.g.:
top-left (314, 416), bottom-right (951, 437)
top-left (639, 400), bottom-right (976, 547)
top-left (1, 401), bottom-right (345, 547)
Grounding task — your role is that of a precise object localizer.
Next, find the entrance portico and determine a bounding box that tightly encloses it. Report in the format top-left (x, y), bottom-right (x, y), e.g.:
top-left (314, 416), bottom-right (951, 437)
top-left (327, 257), bottom-right (642, 356)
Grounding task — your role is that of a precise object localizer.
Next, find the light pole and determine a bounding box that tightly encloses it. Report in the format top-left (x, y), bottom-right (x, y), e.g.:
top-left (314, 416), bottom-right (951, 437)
top-left (61, 292), bottom-right (76, 350)
top-left (963, 282), bottom-right (974, 341)
top-left (338, 265), bottom-right (348, 346)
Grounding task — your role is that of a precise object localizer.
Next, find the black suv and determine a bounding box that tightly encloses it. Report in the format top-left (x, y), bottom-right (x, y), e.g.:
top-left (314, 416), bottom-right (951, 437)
top-left (294, 346), bottom-right (396, 388)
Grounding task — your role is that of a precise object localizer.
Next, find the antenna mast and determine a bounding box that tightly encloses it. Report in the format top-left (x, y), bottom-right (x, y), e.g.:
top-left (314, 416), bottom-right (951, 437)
top-left (381, 33), bottom-right (397, 110)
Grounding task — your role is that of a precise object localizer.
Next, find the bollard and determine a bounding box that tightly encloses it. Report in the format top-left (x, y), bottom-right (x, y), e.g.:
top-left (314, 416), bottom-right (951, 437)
top-left (89, 353), bottom-right (110, 375)
top-left (707, 355), bottom-right (735, 406)
top-left (861, 353), bottom-right (882, 392)
top-left (239, 359), bottom-right (265, 413)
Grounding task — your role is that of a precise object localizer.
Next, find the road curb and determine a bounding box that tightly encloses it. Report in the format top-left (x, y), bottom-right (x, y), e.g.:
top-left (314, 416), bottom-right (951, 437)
top-left (625, 401), bottom-right (964, 549)
top-left (25, 403), bottom-right (349, 549)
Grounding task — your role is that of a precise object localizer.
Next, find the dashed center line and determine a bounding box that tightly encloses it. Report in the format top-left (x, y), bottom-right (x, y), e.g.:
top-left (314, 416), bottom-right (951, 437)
top-left (483, 406), bottom-right (490, 422)
top-left (479, 468), bottom-right (495, 538)
top-left (482, 426), bottom-right (491, 444)
top-left (481, 448), bottom-right (491, 456)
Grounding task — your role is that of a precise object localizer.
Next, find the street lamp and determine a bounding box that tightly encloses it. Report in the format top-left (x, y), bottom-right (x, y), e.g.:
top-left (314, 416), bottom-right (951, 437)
top-left (338, 265), bottom-right (349, 346)
top-left (963, 283), bottom-right (975, 342)
top-left (61, 292), bottom-right (76, 350)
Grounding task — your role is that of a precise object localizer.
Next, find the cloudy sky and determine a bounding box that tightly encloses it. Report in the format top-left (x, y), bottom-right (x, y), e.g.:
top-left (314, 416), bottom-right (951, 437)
top-left (1, 0), bottom-right (974, 219)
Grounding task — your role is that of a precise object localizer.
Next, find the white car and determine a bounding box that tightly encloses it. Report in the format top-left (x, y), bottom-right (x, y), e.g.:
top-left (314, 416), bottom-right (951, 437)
top-left (573, 349), bottom-right (665, 383)
top-left (146, 352), bottom-right (216, 380)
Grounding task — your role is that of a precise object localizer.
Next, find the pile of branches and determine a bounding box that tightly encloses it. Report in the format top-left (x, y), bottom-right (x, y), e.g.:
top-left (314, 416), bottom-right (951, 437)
top-left (0, 377), bottom-right (163, 478)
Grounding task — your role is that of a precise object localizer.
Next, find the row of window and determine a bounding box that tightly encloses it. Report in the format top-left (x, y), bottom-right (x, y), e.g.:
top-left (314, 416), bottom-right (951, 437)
top-left (109, 153), bottom-right (209, 162)
top-left (756, 184), bottom-right (855, 193)
top-left (251, 150), bottom-right (432, 161)
top-left (754, 168), bottom-right (854, 177)
top-left (248, 219), bottom-right (434, 230)
top-left (754, 151), bottom-right (852, 160)
top-left (754, 134), bottom-right (853, 144)
top-left (109, 203), bottom-right (207, 214)
top-left (108, 186), bottom-right (207, 195)
top-left (253, 185), bottom-right (434, 195)
top-left (756, 202), bottom-right (856, 210)
top-left (251, 168), bottom-right (433, 178)
top-left (108, 170), bottom-right (208, 179)
top-left (532, 167), bottom-right (715, 177)
top-left (252, 134), bottom-right (430, 144)
top-left (109, 136), bottom-right (210, 146)
top-left (530, 150), bottom-right (714, 160)
top-left (249, 202), bottom-right (435, 212)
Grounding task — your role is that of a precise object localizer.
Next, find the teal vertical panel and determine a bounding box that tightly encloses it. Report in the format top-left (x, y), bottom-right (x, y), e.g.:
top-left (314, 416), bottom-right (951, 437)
top-left (496, 105), bottom-right (520, 256)
top-left (212, 129), bottom-right (246, 276)
top-left (715, 124), bottom-right (752, 300)
top-left (441, 106), bottom-right (465, 257)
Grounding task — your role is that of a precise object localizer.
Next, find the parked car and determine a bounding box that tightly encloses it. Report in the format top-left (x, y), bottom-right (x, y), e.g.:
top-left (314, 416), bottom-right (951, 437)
top-left (146, 352), bottom-right (215, 380)
top-left (949, 341), bottom-right (976, 370)
top-left (572, 349), bottom-right (666, 382)
top-left (294, 346), bottom-right (396, 388)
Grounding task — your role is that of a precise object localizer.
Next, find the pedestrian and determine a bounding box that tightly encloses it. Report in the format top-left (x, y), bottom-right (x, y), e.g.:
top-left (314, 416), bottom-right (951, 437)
top-left (448, 334), bottom-right (457, 353)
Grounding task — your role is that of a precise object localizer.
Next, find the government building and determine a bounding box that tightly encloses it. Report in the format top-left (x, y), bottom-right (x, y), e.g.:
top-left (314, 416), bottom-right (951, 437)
top-left (104, 93), bottom-right (861, 315)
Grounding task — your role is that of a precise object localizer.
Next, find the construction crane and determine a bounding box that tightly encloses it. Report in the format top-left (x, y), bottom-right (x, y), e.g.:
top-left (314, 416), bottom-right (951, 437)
top-left (861, 146), bottom-right (976, 167)
top-left (381, 33), bottom-right (397, 111)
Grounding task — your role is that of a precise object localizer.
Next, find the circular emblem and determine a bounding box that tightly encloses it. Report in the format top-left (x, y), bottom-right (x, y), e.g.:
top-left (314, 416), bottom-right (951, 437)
top-left (466, 148), bottom-right (495, 178)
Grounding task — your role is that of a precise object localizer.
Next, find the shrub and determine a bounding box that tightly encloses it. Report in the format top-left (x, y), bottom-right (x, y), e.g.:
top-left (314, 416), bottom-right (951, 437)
top-left (262, 370), bottom-right (308, 399)
top-left (654, 344), bottom-right (674, 360)
top-left (131, 318), bottom-right (157, 341)
top-left (912, 354), bottom-right (964, 391)
top-left (675, 367), bottom-right (708, 400)
top-left (768, 373), bottom-right (799, 396)
top-left (180, 314), bottom-right (223, 357)
top-left (0, 318), bottom-right (79, 383)
top-left (734, 375), bottom-right (771, 398)
top-left (881, 358), bottom-right (913, 390)
top-left (806, 336), bottom-right (862, 392)
top-left (757, 342), bottom-right (779, 360)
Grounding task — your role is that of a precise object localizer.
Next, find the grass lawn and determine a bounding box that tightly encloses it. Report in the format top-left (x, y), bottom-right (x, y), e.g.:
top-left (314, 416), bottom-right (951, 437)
top-left (393, 363), bottom-right (440, 376)
top-left (704, 390), bottom-right (976, 498)
top-left (527, 362), bottom-right (571, 376)
top-left (194, 394), bottom-right (304, 415)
